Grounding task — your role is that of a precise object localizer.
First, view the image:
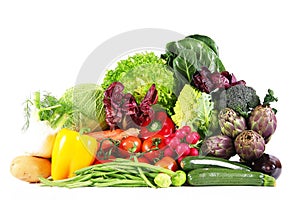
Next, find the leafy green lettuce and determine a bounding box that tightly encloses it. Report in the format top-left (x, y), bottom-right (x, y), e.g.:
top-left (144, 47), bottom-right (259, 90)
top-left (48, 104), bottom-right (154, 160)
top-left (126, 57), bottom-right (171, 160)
top-left (171, 84), bottom-right (214, 136)
top-left (101, 52), bottom-right (165, 90)
top-left (100, 52), bottom-right (178, 115)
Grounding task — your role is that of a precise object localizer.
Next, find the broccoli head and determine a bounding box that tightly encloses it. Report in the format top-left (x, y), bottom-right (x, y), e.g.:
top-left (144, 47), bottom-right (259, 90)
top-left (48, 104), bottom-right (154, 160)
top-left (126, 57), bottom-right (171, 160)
top-left (226, 84), bottom-right (260, 117)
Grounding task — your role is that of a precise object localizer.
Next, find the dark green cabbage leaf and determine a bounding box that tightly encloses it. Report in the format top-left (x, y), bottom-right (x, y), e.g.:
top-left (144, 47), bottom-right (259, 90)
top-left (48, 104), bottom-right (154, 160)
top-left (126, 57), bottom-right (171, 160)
top-left (186, 34), bottom-right (219, 56)
top-left (161, 35), bottom-right (226, 84)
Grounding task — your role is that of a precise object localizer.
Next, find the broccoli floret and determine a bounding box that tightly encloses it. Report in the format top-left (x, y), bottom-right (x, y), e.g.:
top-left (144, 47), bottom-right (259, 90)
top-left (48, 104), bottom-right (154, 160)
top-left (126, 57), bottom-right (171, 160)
top-left (226, 84), bottom-right (260, 117)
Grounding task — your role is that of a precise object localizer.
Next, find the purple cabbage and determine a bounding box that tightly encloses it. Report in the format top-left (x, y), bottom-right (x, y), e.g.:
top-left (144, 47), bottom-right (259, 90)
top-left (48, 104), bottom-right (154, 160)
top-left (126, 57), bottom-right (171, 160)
top-left (192, 66), bottom-right (246, 93)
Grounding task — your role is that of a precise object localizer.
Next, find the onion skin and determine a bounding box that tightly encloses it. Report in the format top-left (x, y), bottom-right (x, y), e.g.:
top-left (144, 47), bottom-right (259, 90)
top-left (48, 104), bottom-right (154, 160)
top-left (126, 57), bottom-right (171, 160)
top-left (24, 120), bottom-right (59, 158)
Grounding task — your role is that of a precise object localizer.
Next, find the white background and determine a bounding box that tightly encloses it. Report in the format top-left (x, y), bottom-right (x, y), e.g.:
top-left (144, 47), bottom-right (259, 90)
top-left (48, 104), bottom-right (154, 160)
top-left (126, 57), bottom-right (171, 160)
top-left (0, 0), bottom-right (299, 199)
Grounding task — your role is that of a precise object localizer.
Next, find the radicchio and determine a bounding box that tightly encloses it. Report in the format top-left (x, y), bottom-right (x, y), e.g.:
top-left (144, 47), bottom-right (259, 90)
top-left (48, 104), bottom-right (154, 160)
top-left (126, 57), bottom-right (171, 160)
top-left (103, 82), bottom-right (158, 130)
top-left (192, 66), bottom-right (246, 93)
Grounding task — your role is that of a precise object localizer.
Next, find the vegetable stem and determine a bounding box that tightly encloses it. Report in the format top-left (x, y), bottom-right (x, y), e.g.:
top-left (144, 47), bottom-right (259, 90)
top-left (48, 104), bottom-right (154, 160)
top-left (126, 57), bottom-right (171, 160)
top-left (263, 175), bottom-right (276, 187)
top-left (93, 180), bottom-right (148, 187)
top-left (137, 166), bottom-right (156, 188)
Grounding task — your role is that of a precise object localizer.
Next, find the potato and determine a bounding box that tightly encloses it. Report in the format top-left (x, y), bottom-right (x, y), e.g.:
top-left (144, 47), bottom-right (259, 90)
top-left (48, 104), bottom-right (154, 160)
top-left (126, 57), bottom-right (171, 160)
top-left (10, 155), bottom-right (51, 183)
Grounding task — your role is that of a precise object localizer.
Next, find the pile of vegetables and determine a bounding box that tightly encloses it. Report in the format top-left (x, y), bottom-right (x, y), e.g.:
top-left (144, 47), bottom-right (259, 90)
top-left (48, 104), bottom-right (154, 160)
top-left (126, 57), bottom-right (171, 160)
top-left (10, 34), bottom-right (282, 188)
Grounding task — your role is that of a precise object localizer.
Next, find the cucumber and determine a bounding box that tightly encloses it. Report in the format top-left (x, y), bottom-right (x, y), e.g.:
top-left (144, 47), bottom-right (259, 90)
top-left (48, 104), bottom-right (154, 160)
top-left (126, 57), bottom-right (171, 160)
top-left (187, 168), bottom-right (276, 186)
top-left (180, 156), bottom-right (251, 171)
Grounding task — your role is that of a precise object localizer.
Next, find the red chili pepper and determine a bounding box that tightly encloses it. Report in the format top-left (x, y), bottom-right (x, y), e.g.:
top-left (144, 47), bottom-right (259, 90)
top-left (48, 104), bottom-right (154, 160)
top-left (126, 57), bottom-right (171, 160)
top-left (139, 111), bottom-right (175, 140)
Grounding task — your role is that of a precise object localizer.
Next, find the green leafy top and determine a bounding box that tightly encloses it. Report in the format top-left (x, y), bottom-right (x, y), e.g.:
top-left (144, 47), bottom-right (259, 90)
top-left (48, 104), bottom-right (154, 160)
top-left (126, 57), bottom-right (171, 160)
top-left (23, 91), bottom-right (72, 131)
top-left (263, 89), bottom-right (278, 114)
top-left (23, 84), bottom-right (107, 132)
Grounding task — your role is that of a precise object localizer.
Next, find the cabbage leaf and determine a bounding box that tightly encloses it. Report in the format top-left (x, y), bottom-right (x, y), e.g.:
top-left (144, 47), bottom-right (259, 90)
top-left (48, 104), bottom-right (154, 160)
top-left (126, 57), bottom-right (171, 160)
top-left (59, 83), bottom-right (107, 132)
top-left (162, 35), bottom-right (225, 85)
top-left (171, 84), bottom-right (214, 136)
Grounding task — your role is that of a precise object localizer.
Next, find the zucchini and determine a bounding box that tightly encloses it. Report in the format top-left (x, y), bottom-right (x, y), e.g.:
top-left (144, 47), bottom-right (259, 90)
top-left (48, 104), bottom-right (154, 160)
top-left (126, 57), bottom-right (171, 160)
top-left (180, 156), bottom-right (251, 171)
top-left (187, 168), bottom-right (276, 186)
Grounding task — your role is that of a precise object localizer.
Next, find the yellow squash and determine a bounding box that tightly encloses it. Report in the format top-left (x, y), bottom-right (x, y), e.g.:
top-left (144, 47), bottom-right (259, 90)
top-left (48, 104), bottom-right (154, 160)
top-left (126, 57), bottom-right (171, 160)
top-left (51, 128), bottom-right (97, 180)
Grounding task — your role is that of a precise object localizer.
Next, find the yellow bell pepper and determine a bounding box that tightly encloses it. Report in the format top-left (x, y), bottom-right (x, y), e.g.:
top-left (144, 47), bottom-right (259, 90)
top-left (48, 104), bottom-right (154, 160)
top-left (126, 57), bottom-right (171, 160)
top-left (51, 128), bottom-right (97, 180)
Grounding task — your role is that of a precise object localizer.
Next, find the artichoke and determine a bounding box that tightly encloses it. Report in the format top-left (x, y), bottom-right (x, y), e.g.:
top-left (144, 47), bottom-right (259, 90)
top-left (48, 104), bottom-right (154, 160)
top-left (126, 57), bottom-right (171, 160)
top-left (234, 130), bottom-right (265, 161)
top-left (218, 108), bottom-right (247, 138)
top-left (201, 135), bottom-right (236, 159)
top-left (248, 105), bottom-right (277, 143)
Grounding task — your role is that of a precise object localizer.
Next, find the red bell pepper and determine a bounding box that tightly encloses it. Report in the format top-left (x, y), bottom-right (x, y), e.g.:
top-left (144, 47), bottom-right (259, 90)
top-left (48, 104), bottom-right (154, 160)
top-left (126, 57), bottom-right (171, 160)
top-left (139, 111), bottom-right (175, 140)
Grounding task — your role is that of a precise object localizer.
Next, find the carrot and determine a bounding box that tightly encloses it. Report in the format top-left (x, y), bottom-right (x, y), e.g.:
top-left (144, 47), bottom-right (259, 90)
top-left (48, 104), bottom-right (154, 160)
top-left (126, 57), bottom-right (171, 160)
top-left (85, 128), bottom-right (139, 142)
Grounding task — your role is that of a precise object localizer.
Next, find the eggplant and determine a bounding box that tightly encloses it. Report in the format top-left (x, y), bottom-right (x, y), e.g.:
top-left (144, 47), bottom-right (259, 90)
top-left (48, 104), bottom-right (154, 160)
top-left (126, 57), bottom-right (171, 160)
top-left (245, 153), bottom-right (282, 179)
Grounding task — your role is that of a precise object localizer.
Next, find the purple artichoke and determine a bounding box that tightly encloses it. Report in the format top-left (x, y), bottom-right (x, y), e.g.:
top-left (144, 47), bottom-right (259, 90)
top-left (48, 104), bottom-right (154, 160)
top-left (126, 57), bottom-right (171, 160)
top-left (248, 105), bottom-right (277, 143)
top-left (218, 108), bottom-right (247, 138)
top-left (201, 135), bottom-right (236, 159)
top-left (234, 130), bottom-right (265, 161)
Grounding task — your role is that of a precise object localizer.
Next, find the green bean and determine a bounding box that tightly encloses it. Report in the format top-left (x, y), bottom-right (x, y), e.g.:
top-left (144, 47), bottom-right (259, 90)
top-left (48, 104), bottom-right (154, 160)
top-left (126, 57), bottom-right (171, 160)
top-left (93, 180), bottom-right (147, 187)
top-left (65, 180), bottom-right (93, 188)
top-left (107, 173), bottom-right (127, 179)
top-left (143, 172), bottom-right (159, 179)
top-left (107, 184), bottom-right (147, 187)
top-left (40, 174), bottom-right (92, 187)
top-left (76, 166), bottom-right (114, 174)
top-left (91, 178), bottom-right (121, 183)
top-left (136, 166), bottom-right (156, 188)
top-left (90, 171), bottom-right (119, 177)
top-left (39, 157), bottom-right (179, 188)
top-left (123, 173), bottom-right (144, 181)
top-left (109, 166), bottom-right (137, 173)
top-left (74, 164), bottom-right (100, 174)
top-left (76, 174), bottom-right (94, 182)
top-left (90, 177), bottom-right (104, 182)
top-left (96, 161), bottom-right (175, 176)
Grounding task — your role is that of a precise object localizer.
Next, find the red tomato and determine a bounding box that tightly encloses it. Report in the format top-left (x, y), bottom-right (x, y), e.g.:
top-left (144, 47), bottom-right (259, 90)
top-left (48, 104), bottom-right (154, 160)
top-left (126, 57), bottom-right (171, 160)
top-left (93, 155), bottom-right (116, 165)
top-left (155, 156), bottom-right (178, 171)
top-left (142, 134), bottom-right (166, 152)
top-left (137, 156), bottom-right (151, 164)
top-left (119, 136), bottom-right (142, 153)
top-left (143, 150), bottom-right (163, 164)
top-left (116, 148), bottom-right (130, 158)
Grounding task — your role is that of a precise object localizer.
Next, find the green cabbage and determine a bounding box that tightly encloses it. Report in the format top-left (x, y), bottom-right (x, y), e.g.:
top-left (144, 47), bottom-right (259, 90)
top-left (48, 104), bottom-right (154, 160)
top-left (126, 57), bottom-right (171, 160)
top-left (171, 84), bottom-right (214, 136)
top-left (59, 83), bottom-right (107, 132)
top-left (24, 84), bottom-right (107, 133)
